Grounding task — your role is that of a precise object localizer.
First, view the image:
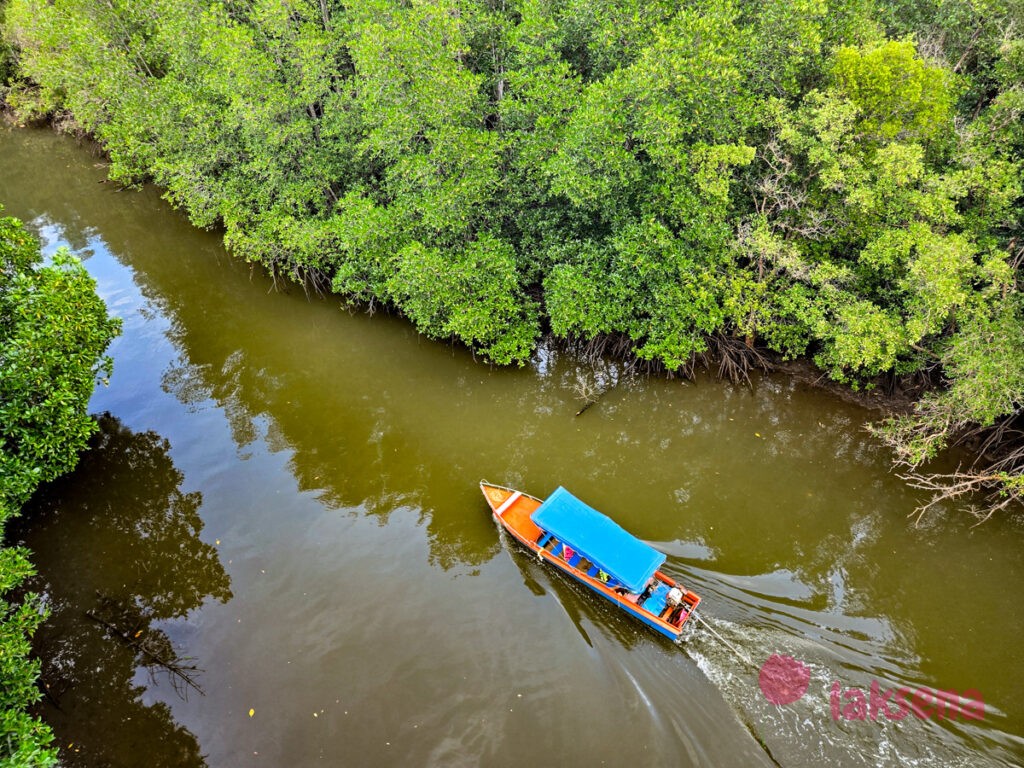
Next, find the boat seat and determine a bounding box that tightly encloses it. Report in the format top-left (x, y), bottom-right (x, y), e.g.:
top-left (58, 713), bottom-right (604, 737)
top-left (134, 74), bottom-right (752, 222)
top-left (567, 553), bottom-right (582, 568)
top-left (586, 566), bottom-right (600, 577)
top-left (644, 583), bottom-right (671, 615)
top-left (537, 532), bottom-right (552, 548)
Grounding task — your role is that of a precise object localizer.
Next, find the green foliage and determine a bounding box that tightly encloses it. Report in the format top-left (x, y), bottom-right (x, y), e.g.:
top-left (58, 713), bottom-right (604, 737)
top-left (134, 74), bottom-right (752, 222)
top-left (939, 294), bottom-right (1024, 427)
top-left (1, 248), bottom-right (121, 506)
top-left (832, 40), bottom-right (955, 143)
top-left (0, 209), bottom-right (120, 767)
top-left (874, 0), bottom-right (1023, 113)
top-left (0, 0), bottom-right (797, 368)
top-left (0, 0), bottom-right (15, 89)
top-left (545, 137), bottom-right (754, 371)
top-left (737, 39), bottom-right (1021, 385)
top-left (546, 0), bottom-right (752, 218)
top-left (0, 547), bottom-right (53, 768)
top-left (385, 234), bottom-right (539, 365)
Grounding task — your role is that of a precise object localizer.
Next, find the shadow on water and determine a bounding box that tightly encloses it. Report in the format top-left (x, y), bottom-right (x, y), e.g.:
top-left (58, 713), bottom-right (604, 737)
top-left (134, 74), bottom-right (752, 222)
top-left (496, 525), bottom-right (670, 653)
top-left (9, 414), bottom-right (231, 768)
top-left (159, 341), bottom-right (503, 570)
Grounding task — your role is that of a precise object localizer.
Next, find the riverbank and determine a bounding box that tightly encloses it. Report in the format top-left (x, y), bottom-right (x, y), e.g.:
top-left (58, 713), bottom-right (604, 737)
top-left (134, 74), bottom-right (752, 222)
top-left (0, 109), bottom-right (936, 414)
top-left (0, 108), bottom-right (932, 422)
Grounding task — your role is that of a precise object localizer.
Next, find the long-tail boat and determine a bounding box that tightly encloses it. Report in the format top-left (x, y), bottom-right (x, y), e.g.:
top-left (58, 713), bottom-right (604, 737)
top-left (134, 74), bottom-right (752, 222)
top-left (481, 481), bottom-right (700, 642)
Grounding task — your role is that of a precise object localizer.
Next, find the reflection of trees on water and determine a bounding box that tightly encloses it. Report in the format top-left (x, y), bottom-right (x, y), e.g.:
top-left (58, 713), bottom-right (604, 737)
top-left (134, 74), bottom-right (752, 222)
top-left (0, 129), bottom-right (111, 254)
top-left (160, 338), bottom-right (500, 571)
top-left (11, 414), bottom-right (231, 768)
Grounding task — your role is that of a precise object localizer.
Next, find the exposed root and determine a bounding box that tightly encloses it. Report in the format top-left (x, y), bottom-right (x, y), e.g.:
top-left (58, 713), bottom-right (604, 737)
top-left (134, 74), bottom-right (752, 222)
top-left (700, 332), bottom-right (774, 385)
top-left (572, 371), bottom-right (602, 416)
top-left (899, 467), bottom-right (1022, 526)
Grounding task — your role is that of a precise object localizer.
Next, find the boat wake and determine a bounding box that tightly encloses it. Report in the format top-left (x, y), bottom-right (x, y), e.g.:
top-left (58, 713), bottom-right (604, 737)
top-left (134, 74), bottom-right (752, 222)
top-left (671, 564), bottom-right (1024, 768)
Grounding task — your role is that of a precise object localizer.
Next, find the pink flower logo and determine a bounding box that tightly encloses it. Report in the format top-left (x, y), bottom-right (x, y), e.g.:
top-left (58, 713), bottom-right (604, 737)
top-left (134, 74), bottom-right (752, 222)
top-left (759, 654), bottom-right (811, 705)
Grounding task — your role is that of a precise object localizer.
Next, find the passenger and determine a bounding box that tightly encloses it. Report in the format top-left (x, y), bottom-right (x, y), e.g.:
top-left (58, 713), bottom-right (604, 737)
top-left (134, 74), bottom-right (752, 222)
top-left (597, 570), bottom-right (611, 583)
top-left (562, 545), bottom-right (575, 562)
top-left (636, 579), bottom-right (657, 607)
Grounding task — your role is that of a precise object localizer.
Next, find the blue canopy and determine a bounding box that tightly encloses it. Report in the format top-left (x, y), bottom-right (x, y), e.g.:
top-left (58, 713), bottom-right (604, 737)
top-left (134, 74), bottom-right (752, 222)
top-left (531, 487), bottom-right (666, 593)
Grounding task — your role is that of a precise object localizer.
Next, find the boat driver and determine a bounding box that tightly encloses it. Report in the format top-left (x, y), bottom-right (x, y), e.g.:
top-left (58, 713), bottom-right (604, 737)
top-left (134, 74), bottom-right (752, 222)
top-left (663, 586), bottom-right (685, 619)
top-left (666, 586), bottom-right (684, 607)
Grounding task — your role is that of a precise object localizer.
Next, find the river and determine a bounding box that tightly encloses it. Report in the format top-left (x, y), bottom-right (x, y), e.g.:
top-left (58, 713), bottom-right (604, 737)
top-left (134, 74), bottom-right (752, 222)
top-left (2, 125), bottom-right (1023, 767)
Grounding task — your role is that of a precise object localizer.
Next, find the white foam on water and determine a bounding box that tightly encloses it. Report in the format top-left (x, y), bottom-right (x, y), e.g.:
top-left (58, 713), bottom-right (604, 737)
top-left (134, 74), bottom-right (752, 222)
top-left (684, 613), bottom-right (1021, 768)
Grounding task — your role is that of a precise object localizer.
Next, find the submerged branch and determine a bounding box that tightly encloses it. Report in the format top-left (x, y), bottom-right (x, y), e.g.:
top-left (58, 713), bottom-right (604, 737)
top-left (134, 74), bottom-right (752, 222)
top-left (86, 607), bottom-right (205, 699)
top-left (886, 410), bottom-right (1024, 523)
top-left (898, 467), bottom-right (1022, 525)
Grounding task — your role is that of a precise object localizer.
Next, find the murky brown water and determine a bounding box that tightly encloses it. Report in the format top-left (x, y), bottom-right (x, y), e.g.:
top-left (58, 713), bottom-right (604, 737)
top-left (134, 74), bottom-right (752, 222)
top-left (2, 125), bottom-right (1023, 767)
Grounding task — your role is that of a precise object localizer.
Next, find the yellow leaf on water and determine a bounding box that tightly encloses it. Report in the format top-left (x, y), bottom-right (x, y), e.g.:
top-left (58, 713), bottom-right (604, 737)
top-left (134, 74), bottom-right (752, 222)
top-left (248, 709), bottom-right (255, 718)
top-left (134, 630), bottom-right (143, 638)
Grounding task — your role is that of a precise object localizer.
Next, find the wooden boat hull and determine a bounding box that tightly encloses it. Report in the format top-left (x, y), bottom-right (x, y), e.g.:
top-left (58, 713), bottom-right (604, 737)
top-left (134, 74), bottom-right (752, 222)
top-left (481, 482), bottom-right (700, 642)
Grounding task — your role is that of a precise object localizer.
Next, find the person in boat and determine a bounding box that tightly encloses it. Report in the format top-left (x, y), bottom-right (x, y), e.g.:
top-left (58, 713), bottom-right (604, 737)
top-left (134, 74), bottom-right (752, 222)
top-left (598, 570), bottom-right (629, 595)
top-left (636, 579), bottom-right (657, 607)
top-left (663, 586), bottom-right (685, 620)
